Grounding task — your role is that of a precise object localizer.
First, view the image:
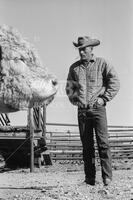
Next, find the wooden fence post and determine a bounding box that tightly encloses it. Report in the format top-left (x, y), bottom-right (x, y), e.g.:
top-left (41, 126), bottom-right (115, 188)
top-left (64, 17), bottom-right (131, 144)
top-left (42, 103), bottom-right (46, 139)
top-left (42, 103), bottom-right (52, 165)
top-left (28, 108), bottom-right (34, 172)
top-left (38, 106), bottom-right (41, 130)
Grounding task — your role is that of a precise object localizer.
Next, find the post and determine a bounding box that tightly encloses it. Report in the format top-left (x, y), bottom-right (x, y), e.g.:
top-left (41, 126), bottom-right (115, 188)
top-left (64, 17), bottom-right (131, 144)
top-left (42, 103), bottom-right (52, 165)
top-left (42, 103), bottom-right (46, 139)
top-left (28, 108), bottom-right (34, 172)
top-left (38, 107), bottom-right (41, 130)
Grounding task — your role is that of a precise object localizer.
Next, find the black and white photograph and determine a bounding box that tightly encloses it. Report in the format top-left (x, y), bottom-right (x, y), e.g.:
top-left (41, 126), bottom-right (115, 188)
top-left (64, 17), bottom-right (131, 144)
top-left (0, 0), bottom-right (133, 199)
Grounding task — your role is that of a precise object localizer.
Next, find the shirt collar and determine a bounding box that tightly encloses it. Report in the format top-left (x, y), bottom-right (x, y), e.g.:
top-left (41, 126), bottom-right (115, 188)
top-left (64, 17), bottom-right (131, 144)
top-left (90, 54), bottom-right (96, 62)
top-left (80, 54), bottom-right (96, 65)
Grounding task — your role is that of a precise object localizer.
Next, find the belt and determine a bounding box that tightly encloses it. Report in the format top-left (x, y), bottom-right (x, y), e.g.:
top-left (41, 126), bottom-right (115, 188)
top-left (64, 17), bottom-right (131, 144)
top-left (78, 103), bottom-right (96, 109)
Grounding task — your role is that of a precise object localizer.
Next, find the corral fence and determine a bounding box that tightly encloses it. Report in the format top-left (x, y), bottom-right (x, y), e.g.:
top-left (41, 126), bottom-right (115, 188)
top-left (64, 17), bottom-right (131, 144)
top-left (46, 123), bottom-right (133, 160)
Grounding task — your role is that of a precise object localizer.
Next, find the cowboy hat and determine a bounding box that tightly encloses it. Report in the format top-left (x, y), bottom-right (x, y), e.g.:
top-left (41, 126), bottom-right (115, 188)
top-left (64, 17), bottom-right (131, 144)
top-left (73, 36), bottom-right (100, 49)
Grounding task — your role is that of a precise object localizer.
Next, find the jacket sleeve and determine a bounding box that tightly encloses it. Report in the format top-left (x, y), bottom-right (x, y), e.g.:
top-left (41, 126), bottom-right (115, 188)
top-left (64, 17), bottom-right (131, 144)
top-left (65, 66), bottom-right (79, 105)
top-left (102, 61), bottom-right (120, 103)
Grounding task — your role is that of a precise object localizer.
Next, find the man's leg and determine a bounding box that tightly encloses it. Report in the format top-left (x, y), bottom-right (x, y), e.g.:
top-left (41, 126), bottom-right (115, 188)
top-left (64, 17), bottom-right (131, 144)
top-left (78, 108), bottom-right (96, 184)
top-left (93, 106), bottom-right (112, 183)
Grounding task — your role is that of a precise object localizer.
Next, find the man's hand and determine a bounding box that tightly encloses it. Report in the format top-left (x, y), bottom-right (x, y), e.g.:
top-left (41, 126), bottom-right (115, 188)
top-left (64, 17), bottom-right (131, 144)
top-left (96, 97), bottom-right (105, 106)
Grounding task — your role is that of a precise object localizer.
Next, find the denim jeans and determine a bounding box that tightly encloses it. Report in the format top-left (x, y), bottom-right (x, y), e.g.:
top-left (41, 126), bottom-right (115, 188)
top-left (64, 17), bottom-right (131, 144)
top-left (78, 105), bottom-right (112, 181)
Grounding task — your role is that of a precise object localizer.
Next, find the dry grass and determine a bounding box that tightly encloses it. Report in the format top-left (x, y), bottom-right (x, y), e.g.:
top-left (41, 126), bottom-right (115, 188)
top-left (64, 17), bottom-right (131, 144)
top-left (0, 25), bottom-right (56, 111)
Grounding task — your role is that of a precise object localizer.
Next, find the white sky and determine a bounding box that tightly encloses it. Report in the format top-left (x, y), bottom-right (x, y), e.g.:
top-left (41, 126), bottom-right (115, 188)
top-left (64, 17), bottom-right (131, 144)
top-left (0, 0), bottom-right (133, 126)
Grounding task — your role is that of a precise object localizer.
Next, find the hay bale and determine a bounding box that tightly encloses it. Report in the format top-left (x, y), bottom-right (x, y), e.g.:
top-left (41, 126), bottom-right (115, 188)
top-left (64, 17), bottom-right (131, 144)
top-left (0, 25), bottom-right (57, 112)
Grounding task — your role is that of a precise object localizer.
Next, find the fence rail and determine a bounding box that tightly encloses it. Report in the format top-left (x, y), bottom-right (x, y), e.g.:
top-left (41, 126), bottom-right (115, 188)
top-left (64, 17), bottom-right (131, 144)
top-left (0, 120), bottom-right (133, 161)
top-left (45, 123), bottom-right (133, 160)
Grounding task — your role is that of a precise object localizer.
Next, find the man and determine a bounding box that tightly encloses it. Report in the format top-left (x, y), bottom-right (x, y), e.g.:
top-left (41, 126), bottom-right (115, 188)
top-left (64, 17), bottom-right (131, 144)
top-left (65, 36), bottom-right (120, 186)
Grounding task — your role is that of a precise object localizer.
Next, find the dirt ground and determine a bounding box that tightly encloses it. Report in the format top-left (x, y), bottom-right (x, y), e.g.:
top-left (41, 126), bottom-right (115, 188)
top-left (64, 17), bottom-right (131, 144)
top-left (0, 160), bottom-right (133, 200)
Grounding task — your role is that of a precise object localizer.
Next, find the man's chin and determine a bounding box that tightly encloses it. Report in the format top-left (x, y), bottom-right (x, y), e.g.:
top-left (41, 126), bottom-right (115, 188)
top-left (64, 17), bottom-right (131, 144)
top-left (81, 57), bottom-right (87, 61)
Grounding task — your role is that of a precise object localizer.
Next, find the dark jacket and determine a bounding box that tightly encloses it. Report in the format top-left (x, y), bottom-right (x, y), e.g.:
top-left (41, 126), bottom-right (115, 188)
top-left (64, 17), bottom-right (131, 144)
top-left (66, 55), bottom-right (120, 107)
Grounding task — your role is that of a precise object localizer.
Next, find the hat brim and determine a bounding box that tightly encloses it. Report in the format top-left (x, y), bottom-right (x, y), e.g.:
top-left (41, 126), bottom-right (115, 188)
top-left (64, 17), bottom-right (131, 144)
top-left (73, 39), bottom-right (100, 49)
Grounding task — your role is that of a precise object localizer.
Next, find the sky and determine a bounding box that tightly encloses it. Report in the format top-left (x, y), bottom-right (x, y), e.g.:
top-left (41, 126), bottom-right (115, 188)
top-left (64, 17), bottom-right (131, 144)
top-left (0, 0), bottom-right (133, 126)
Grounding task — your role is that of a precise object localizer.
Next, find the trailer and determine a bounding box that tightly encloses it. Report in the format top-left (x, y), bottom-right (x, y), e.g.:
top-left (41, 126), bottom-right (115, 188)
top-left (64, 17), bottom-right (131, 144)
top-left (0, 106), bottom-right (52, 171)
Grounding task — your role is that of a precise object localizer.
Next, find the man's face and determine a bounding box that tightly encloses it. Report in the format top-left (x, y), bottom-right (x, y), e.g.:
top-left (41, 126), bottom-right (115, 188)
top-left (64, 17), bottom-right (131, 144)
top-left (79, 46), bottom-right (93, 61)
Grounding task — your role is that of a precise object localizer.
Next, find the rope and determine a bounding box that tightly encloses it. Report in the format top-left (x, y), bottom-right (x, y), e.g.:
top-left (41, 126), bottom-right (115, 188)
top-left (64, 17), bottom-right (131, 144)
top-left (4, 134), bottom-right (31, 163)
